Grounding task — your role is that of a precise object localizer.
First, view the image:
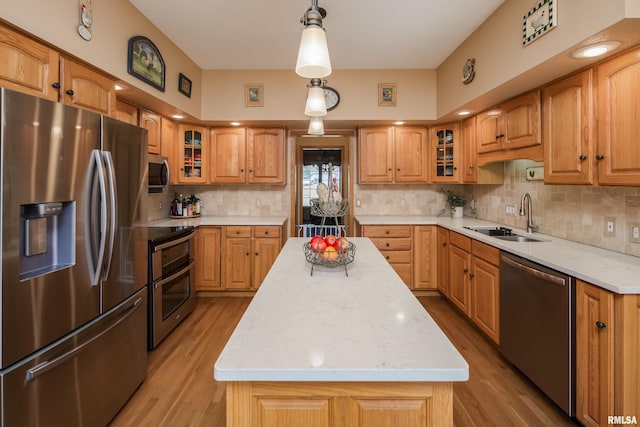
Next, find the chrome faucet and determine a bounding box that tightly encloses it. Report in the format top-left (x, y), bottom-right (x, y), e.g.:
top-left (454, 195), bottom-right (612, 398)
top-left (520, 193), bottom-right (538, 234)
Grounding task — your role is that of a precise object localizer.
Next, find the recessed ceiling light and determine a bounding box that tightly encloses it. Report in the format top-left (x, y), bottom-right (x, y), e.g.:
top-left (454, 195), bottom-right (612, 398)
top-left (571, 41), bottom-right (621, 59)
top-left (114, 83), bottom-right (129, 91)
top-left (456, 110), bottom-right (472, 116)
top-left (230, 122), bottom-right (241, 126)
top-left (394, 121), bottom-right (405, 125)
top-left (171, 114), bottom-right (185, 120)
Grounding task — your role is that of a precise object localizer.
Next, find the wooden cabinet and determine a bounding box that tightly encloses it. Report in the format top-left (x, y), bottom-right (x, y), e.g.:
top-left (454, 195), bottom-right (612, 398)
top-left (178, 124), bottom-right (207, 183)
top-left (115, 99), bottom-right (139, 125)
top-left (358, 126), bottom-right (429, 183)
top-left (413, 226), bottom-right (437, 290)
top-left (361, 225), bottom-right (413, 288)
top-left (140, 109), bottom-right (162, 154)
top-left (543, 70), bottom-right (595, 184)
top-left (596, 47), bottom-right (640, 185)
top-left (448, 232), bottom-right (472, 316)
top-left (436, 227), bottom-right (450, 297)
top-left (0, 23), bottom-right (60, 101)
top-left (161, 117), bottom-right (178, 184)
top-left (211, 128), bottom-right (285, 184)
top-left (469, 240), bottom-right (500, 344)
top-left (460, 116), bottom-right (504, 184)
top-left (576, 280), bottom-right (640, 427)
top-left (222, 226), bottom-right (282, 290)
top-left (59, 56), bottom-right (116, 116)
top-left (195, 227), bottom-right (222, 291)
top-left (431, 123), bottom-right (460, 182)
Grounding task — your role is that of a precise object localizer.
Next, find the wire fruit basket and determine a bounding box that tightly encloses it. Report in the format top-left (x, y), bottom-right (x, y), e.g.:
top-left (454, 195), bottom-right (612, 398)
top-left (303, 241), bottom-right (356, 276)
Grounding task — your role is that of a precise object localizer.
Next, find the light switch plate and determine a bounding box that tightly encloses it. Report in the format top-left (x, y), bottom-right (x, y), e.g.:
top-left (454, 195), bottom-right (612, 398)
top-left (525, 166), bottom-right (544, 181)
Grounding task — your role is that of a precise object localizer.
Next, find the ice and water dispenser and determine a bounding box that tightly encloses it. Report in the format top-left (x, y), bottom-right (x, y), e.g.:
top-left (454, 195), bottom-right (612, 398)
top-left (20, 201), bottom-right (75, 281)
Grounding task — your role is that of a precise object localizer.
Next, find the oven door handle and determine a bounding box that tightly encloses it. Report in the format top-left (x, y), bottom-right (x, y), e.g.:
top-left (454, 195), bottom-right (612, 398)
top-left (152, 232), bottom-right (195, 252)
top-left (154, 260), bottom-right (194, 289)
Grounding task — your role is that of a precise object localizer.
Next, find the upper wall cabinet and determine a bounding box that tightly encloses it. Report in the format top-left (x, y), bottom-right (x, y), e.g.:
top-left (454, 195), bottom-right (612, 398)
top-left (115, 100), bottom-right (139, 125)
top-left (596, 47), bottom-right (640, 185)
top-left (460, 116), bottom-right (504, 184)
top-left (431, 123), bottom-right (460, 183)
top-left (358, 126), bottom-right (429, 184)
top-left (543, 70), bottom-right (595, 185)
top-left (59, 56), bottom-right (116, 117)
top-left (140, 109), bottom-right (162, 154)
top-left (178, 124), bottom-right (207, 184)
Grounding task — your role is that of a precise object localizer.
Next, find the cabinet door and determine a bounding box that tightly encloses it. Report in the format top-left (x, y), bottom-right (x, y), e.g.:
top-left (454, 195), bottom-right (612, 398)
top-left (211, 128), bottom-right (247, 183)
top-left (0, 24), bottom-right (60, 101)
top-left (140, 110), bottom-right (162, 154)
top-left (358, 127), bottom-right (394, 183)
top-left (60, 56), bottom-right (116, 116)
top-left (543, 70), bottom-right (594, 184)
top-left (448, 244), bottom-right (471, 316)
top-left (395, 126), bottom-right (429, 183)
top-left (436, 227), bottom-right (449, 297)
top-left (248, 128), bottom-right (285, 184)
top-left (502, 90), bottom-right (541, 150)
top-left (596, 48), bottom-right (640, 185)
top-left (115, 100), bottom-right (139, 125)
top-left (178, 125), bottom-right (207, 183)
top-left (413, 226), bottom-right (437, 290)
top-left (470, 257), bottom-right (500, 344)
top-left (476, 111), bottom-right (502, 153)
top-left (253, 238), bottom-right (281, 289)
top-left (223, 237), bottom-right (252, 290)
top-left (161, 117), bottom-right (178, 184)
top-left (195, 227), bottom-right (222, 291)
top-left (461, 116), bottom-right (477, 183)
top-left (576, 280), bottom-right (614, 427)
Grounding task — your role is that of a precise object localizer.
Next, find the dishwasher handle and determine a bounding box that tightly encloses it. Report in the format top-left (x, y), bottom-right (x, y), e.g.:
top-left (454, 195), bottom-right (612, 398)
top-left (501, 254), bottom-right (566, 286)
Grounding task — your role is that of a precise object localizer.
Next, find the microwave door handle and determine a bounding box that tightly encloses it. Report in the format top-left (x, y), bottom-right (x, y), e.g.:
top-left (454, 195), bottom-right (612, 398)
top-left (86, 150), bottom-right (108, 286)
top-left (101, 151), bottom-right (118, 280)
top-left (161, 159), bottom-right (170, 186)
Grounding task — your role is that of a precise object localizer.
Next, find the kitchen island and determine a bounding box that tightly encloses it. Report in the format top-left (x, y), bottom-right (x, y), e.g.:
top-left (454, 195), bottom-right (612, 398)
top-left (214, 237), bottom-right (468, 427)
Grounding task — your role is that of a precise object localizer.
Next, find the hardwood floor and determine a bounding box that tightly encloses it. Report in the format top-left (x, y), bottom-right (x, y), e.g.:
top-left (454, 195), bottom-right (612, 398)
top-left (110, 295), bottom-right (578, 427)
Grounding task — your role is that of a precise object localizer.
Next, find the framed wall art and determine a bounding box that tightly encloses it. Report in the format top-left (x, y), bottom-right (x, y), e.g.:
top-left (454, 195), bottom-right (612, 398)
top-left (245, 83), bottom-right (263, 107)
top-left (178, 73), bottom-right (192, 97)
top-left (522, 0), bottom-right (557, 46)
top-left (127, 36), bottom-right (165, 91)
top-left (378, 83), bottom-right (397, 106)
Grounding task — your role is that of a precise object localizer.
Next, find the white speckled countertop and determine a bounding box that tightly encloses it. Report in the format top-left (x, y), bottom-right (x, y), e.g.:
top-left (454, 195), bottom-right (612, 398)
top-left (356, 215), bottom-right (640, 295)
top-left (214, 237), bottom-right (469, 382)
top-left (148, 215), bottom-right (288, 227)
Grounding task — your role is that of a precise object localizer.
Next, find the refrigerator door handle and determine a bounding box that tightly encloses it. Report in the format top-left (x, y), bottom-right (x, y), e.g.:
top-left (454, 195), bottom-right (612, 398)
top-left (101, 151), bottom-right (118, 280)
top-left (87, 149), bottom-right (108, 286)
top-left (24, 296), bottom-right (144, 382)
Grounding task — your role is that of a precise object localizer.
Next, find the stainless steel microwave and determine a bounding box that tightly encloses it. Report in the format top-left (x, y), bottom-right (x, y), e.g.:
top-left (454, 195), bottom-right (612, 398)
top-left (148, 154), bottom-right (170, 194)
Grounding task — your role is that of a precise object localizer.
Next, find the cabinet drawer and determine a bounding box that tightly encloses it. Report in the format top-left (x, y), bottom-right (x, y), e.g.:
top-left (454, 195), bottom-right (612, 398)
top-left (370, 238), bottom-right (412, 251)
top-left (253, 226), bottom-right (281, 238)
top-left (380, 250), bottom-right (412, 264)
top-left (472, 240), bottom-right (500, 265)
top-left (226, 226), bottom-right (251, 238)
top-left (362, 225), bottom-right (412, 238)
top-left (449, 232), bottom-right (471, 252)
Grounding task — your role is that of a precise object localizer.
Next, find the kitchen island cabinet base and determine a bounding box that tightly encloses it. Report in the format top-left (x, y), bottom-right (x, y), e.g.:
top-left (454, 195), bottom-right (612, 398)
top-left (226, 381), bottom-right (452, 427)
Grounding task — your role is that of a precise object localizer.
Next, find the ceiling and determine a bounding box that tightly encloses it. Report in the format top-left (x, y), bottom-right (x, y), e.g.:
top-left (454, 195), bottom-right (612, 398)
top-left (129, 0), bottom-right (505, 70)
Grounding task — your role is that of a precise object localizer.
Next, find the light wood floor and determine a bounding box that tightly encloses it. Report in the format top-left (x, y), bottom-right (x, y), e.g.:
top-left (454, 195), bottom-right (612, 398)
top-left (110, 295), bottom-right (578, 427)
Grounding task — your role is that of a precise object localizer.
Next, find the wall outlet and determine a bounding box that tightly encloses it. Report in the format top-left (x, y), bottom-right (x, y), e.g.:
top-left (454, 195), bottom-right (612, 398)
top-left (256, 199), bottom-right (262, 207)
top-left (400, 199), bottom-right (406, 207)
top-left (605, 217), bottom-right (616, 236)
top-left (631, 223), bottom-right (640, 243)
top-left (356, 199), bottom-right (361, 207)
top-left (505, 205), bottom-right (517, 216)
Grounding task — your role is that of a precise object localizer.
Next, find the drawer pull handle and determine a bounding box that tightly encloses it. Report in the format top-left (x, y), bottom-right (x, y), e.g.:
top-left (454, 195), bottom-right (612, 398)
top-left (595, 154), bottom-right (605, 160)
top-left (386, 243), bottom-right (390, 247)
top-left (579, 155), bottom-right (587, 161)
top-left (66, 89), bottom-right (74, 96)
top-left (596, 321), bottom-right (607, 329)
top-left (386, 256), bottom-right (390, 260)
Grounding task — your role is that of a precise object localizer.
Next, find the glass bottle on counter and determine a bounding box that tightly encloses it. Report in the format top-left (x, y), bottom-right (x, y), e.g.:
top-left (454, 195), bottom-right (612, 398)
top-left (177, 193), bottom-right (183, 216)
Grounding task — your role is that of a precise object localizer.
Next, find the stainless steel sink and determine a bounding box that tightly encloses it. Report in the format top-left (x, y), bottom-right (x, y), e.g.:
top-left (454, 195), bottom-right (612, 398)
top-left (492, 235), bottom-right (547, 243)
top-left (464, 226), bottom-right (547, 242)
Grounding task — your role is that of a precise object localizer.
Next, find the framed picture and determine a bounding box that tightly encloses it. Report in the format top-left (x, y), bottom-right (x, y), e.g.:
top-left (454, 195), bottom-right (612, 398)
top-left (127, 36), bottom-right (165, 91)
top-left (245, 83), bottom-right (263, 107)
top-left (378, 83), bottom-right (397, 106)
top-left (178, 73), bottom-right (192, 98)
top-left (522, 0), bottom-right (557, 46)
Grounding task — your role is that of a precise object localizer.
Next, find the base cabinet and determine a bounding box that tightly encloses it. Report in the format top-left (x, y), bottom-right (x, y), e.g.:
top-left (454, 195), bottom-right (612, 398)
top-left (414, 226), bottom-right (437, 290)
top-left (195, 227), bottom-right (222, 291)
top-left (226, 381), bottom-right (453, 427)
top-left (436, 227), bottom-right (450, 297)
top-left (361, 225), bottom-right (413, 288)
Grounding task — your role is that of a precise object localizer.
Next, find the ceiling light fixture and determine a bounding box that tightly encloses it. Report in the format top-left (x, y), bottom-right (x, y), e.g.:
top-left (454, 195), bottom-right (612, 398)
top-left (304, 78), bottom-right (327, 117)
top-left (308, 116), bottom-right (324, 135)
top-left (295, 0), bottom-right (331, 79)
top-left (571, 41), bottom-right (621, 59)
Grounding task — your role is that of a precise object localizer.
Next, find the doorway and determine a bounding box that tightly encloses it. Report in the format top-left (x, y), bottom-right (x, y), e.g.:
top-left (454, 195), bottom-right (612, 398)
top-left (294, 136), bottom-right (350, 237)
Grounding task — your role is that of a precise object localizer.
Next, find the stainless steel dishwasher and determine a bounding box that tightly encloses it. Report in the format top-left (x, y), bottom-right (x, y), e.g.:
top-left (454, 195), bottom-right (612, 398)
top-left (499, 252), bottom-right (575, 417)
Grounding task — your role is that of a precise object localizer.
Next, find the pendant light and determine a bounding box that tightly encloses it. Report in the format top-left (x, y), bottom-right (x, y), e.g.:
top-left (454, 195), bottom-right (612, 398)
top-left (295, 0), bottom-right (331, 79)
top-left (304, 78), bottom-right (327, 116)
top-left (308, 116), bottom-right (324, 135)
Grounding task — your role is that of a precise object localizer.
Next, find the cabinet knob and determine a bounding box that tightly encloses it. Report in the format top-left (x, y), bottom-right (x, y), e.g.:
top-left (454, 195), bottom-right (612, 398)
top-left (240, 169), bottom-right (244, 172)
top-left (255, 252), bottom-right (259, 256)
top-left (385, 243), bottom-right (390, 247)
top-left (65, 89), bottom-right (74, 96)
top-left (264, 231), bottom-right (269, 235)
top-left (463, 268), bottom-right (468, 273)
top-left (52, 82), bottom-right (61, 89)
top-left (579, 155), bottom-right (587, 161)
top-left (595, 154), bottom-right (605, 161)
top-left (453, 167), bottom-right (457, 170)
top-left (388, 168), bottom-right (392, 171)
top-left (596, 321), bottom-right (607, 329)
top-left (397, 168), bottom-right (400, 171)
top-left (386, 256), bottom-right (390, 260)
top-left (236, 230), bottom-right (240, 234)
top-left (245, 252), bottom-right (250, 256)
top-left (469, 165), bottom-right (475, 169)
top-left (442, 242), bottom-right (447, 247)
top-left (496, 133), bottom-right (505, 139)
top-left (469, 273), bottom-right (475, 279)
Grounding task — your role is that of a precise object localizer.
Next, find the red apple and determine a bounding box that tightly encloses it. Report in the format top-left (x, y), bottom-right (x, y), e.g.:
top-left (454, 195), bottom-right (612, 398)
top-left (309, 235), bottom-right (327, 251)
top-left (324, 234), bottom-right (338, 248)
top-left (335, 237), bottom-right (350, 251)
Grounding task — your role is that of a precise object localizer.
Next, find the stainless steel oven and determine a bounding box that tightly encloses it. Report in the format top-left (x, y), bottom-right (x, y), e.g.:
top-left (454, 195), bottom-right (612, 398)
top-left (148, 226), bottom-right (195, 349)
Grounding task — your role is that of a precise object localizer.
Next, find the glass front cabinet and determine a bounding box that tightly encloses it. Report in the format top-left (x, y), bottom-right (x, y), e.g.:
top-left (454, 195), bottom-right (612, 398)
top-left (178, 125), bottom-right (207, 183)
top-left (431, 123), bottom-right (460, 182)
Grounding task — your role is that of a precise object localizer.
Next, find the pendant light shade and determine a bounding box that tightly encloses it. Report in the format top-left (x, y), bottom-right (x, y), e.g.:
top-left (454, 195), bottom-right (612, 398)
top-left (304, 79), bottom-right (327, 116)
top-left (295, 0), bottom-right (332, 79)
top-left (308, 116), bottom-right (324, 135)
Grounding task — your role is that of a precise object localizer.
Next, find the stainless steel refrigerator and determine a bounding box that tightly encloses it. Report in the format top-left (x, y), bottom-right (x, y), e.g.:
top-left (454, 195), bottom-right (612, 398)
top-left (0, 88), bottom-right (149, 426)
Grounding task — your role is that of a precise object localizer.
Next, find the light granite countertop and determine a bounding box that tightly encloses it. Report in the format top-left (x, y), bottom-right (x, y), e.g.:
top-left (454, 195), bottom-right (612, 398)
top-left (148, 215), bottom-right (288, 227)
top-left (355, 215), bottom-right (640, 295)
top-left (214, 237), bottom-right (469, 382)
